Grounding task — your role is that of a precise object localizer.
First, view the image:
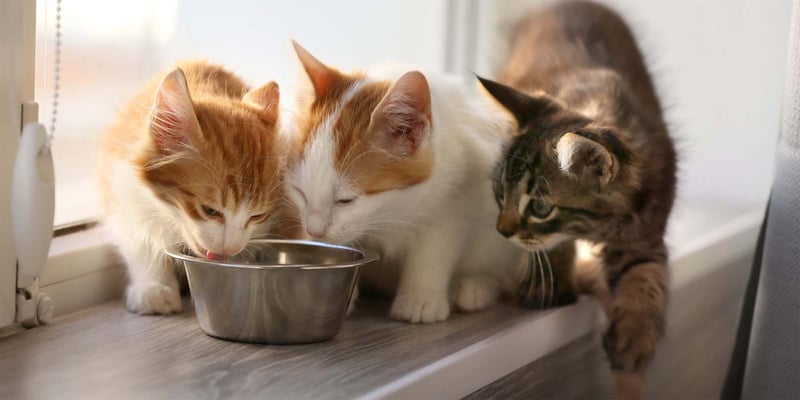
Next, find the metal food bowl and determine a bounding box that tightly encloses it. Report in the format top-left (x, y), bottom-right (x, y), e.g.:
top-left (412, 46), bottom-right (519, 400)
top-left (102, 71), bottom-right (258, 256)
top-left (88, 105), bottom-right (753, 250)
top-left (165, 239), bottom-right (379, 344)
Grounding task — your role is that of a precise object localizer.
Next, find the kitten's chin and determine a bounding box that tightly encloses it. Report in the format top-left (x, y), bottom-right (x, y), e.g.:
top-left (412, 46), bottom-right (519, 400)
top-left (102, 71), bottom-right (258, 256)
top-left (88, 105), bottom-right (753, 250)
top-left (510, 239), bottom-right (543, 252)
top-left (312, 235), bottom-right (349, 246)
top-left (313, 235), bottom-right (362, 247)
top-left (300, 227), bottom-right (360, 247)
top-left (511, 234), bottom-right (570, 252)
top-left (184, 238), bottom-right (220, 260)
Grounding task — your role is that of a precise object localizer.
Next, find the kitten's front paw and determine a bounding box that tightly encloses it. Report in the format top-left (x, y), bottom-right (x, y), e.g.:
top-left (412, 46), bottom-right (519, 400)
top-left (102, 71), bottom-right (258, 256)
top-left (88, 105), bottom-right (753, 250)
top-left (126, 283), bottom-right (182, 315)
top-left (456, 276), bottom-right (499, 312)
top-left (603, 307), bottom-right (662, 372)
top-left (391, 291), bottom-right (449, 323)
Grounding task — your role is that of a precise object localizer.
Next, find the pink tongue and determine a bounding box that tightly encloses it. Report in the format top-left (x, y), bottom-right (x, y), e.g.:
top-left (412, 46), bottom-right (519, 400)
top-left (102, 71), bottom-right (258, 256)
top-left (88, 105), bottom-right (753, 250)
top-left (206, 251), bottom-right (220, 261)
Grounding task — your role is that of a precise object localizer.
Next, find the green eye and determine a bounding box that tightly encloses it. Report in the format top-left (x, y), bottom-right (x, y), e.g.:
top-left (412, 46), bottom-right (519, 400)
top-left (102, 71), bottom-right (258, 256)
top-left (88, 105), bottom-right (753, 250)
top-left (201, 205), bottom-right (221, 218)
top-left (528, 199), bottom-right (555, 219)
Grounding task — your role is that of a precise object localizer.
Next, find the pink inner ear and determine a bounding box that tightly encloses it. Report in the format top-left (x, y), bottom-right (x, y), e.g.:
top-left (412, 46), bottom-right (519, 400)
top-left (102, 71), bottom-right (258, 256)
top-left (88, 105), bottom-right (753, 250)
top-left (152, 110), bottom-right (185, 153)
top-left (392, 120), bottom-right (425, 154)
top-left (150, 68), bottom-right (196, 154)
top-left (372, 71), bottom-right (432, 157)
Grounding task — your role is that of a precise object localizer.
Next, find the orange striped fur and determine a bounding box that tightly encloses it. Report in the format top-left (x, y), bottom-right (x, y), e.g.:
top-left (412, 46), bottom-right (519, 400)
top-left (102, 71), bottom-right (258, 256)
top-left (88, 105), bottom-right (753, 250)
top-left (98, 60), bottom-right (286, 315)
top-left (289, 44), bottom-right (434, 195)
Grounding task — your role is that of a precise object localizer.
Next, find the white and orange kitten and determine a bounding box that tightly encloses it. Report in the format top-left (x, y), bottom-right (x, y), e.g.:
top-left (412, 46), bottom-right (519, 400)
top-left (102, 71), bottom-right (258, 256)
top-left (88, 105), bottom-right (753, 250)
top-left (98, 61), bottom-right (286, 315)
top-left (283, 43), bottom-right (526, 323)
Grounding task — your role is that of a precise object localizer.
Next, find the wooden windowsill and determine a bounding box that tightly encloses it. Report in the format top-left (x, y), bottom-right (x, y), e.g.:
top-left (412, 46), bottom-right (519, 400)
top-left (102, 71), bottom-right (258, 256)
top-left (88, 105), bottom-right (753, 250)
top-left (0, 200), bottom-right (763, 399)
top-left (0, 296), bottom-right (605, 399)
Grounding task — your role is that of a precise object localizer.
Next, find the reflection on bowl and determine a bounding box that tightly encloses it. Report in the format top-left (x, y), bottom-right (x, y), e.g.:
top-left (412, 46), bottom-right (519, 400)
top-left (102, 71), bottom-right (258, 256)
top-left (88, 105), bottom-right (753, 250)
top-left (165, 239), bottom-right (379, 344)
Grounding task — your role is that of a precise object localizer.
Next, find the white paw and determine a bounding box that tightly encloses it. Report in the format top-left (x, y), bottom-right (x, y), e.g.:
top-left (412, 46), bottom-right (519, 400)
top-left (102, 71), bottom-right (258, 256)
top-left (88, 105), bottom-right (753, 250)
top-left (391, 291), bottom-right (449, 323)
top-left (456, 276), bottom-right (500, 312)
top-left (346, 285), bottom-right (360, 316)
top-left (126, 283), bottom-right (182, 315)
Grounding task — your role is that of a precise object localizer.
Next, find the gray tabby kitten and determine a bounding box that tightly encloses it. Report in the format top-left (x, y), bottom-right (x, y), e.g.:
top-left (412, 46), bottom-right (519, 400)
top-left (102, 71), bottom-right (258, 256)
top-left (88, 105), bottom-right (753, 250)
top-left (478, 1), bottom-right (676, 399)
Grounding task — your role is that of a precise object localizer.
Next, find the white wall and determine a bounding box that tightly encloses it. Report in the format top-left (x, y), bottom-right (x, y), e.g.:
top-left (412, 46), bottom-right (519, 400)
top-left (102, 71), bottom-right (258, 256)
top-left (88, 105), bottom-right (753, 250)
top-left (612, 0), bottom-right (792, 206)
top-left (162, 1), bottom-right (449, 98)
top-left (39, 0), bottom-right (451, 225)
top-left (481, 0), bottom-right (793, 206)
top-left (42, 0), bottom-right (792, 225)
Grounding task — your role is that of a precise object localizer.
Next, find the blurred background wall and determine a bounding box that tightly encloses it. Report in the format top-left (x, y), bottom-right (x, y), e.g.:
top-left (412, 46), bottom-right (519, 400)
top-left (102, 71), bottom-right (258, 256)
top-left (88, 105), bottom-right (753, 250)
top-left (36, 0), bottom-right (792, 226)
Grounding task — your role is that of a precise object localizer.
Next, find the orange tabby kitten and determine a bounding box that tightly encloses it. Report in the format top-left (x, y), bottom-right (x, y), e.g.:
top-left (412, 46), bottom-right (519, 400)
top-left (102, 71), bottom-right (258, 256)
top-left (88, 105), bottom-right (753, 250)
top-left (98, 61), bottom-right (286, 314)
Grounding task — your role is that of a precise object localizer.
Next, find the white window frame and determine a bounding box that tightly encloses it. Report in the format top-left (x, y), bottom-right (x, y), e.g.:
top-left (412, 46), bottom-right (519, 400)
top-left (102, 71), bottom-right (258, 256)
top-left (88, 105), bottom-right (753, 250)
top-left (0, 1), bottom-right (37, 328)
top-left (0, 0), bottom-right (123, 325)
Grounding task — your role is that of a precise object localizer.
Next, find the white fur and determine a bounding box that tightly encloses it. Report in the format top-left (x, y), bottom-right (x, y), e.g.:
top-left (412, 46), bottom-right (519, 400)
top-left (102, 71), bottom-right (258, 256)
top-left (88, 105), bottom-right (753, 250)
top-left (556, 132), bottom-right (613, 185)
top-left (286, 70), bottom-right (527, 323)
top-left (556, 132), bottom-right (581, 173)
top-left (518, 194), bottom-right (531, 216)
top-left (104, 161), bottom-right (263, 315)
top-left (516, 172), bottom-right (533, 216)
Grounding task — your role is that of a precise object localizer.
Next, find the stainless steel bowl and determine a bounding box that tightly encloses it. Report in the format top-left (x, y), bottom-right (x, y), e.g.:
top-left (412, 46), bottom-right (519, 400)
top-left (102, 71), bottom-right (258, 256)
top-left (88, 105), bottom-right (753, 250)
top-left (165, 239), bottom-right (379, 344)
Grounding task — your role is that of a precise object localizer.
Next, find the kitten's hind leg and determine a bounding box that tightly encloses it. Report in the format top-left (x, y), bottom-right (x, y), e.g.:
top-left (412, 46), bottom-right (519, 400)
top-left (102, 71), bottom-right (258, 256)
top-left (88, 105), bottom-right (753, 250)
top-left (455, 274), bottom-right (500, 312)
top-left (119, 237), bottom-right (182, 315)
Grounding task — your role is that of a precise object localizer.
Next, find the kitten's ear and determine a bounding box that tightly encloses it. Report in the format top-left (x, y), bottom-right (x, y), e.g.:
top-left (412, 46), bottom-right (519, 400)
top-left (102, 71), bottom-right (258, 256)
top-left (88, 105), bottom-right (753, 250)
top-left (369, 71), bottom-right (432, 157)
top-left (556, 132), bottom-right (617, 187)
top-left (292, 40), bottom-right (340, 99)
top-left (244, 81), bottom-right (280, 122)
top-left (477, 75), bottom-right (550, 124)
top-left (149, 68), bottom-right (200, 154)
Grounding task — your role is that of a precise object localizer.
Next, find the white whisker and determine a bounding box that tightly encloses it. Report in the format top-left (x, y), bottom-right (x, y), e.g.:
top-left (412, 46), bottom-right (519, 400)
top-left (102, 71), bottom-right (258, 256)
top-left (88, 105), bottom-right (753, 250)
top-left (542, 250), bottom-right (554, 307)
top-left (535, 250), bottom-right (546, 309)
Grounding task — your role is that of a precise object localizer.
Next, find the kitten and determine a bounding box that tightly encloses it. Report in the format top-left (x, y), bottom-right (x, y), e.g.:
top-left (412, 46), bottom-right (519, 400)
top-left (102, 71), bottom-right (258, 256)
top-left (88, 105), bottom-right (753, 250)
top-left (98, 61), bottom-right (286, 315)
top-left (480, 1), bottom-right (676, 398)
top-left (282, 42), bottom-right (526, 323)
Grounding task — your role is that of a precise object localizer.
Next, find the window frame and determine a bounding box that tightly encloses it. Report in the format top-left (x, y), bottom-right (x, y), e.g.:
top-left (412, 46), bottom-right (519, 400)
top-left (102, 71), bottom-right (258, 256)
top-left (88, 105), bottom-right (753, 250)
top-left (0, 1), bottom-right (37, 329)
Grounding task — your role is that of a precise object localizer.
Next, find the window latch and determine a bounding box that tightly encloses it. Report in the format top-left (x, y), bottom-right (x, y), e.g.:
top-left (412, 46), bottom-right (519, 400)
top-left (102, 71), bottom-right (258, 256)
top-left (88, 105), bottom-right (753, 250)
top-left (13, 119), bottom-right (55, 327)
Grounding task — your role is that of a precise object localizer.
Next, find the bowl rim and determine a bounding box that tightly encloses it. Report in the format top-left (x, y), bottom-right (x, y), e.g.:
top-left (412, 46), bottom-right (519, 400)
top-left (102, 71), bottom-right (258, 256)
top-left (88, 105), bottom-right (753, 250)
top-left (164, 239), bottom-right (380, 270)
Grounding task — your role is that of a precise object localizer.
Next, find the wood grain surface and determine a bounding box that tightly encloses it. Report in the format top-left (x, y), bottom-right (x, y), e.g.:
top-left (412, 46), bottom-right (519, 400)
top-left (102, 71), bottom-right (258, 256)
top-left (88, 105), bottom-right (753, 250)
top-left (0, 252), bottom-right (751, 400)
top-left (465, 251), bottom-right (752, 399)
top-left (0, 293), bottom-right (542, 399)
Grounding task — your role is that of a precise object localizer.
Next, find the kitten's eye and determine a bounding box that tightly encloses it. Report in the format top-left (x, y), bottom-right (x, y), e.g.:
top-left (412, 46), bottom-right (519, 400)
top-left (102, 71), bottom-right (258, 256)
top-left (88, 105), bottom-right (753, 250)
top-left (528, 199), bottom-right (555, 219)
top-left (335, 197), bottom-right (357, 206)
top-left (201, 205), bottom-right (222, 218)
top-left (292, 185), bottom-right (308, 205)
top-left (250, 212), bottom-right (269, 222)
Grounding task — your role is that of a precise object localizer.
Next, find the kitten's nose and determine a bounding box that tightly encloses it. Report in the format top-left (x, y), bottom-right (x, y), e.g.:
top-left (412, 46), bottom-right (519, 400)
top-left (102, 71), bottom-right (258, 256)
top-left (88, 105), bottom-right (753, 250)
top-left (222, 239), bottom-right (245, 255)
top-left (223, 245), bottom-right (243, 256)
top-left (307, 213), bottom-right (328, 239)
top-left (497, 212), bottom-right (519, 238)
top-left (223, 228), bottom-right (245, 255)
